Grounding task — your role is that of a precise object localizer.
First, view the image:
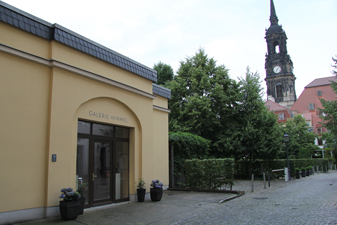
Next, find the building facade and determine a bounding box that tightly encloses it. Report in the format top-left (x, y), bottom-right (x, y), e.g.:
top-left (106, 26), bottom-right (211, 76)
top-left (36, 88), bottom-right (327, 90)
top-left (265, 96), bottom-right (292, 123)
top-left (0, 1), bottom-right (171, 224)
top-left (265, 0), bottom-right (296, 109)
top-left (291, 76), bottom-right (337, 156)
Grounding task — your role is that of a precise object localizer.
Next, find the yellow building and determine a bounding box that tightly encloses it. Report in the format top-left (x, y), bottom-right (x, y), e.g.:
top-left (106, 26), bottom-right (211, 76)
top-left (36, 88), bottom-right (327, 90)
top-left (0, 1), bottom-right (170, 223)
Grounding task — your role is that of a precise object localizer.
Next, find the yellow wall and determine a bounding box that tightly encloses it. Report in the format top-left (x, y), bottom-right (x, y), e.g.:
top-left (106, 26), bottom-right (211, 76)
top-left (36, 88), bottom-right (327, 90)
top-left (0, 19), bottom-right (169, 213)
top-left (0, 53), bottom-right (50, 212)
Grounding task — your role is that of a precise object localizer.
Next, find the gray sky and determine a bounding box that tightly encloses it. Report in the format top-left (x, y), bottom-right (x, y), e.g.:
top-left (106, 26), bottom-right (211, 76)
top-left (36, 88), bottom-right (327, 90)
top-left (4, 0), bottom-right (337, 98)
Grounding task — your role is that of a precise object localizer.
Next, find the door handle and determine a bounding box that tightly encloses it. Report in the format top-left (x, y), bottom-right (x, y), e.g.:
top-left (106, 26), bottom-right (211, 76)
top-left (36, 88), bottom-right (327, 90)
top-left (92, 173), bottom-right (97, 181)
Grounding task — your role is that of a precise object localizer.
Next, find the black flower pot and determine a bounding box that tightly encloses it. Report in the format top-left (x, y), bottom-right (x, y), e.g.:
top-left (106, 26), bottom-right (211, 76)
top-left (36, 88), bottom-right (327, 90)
top-left (137, 189), bottom-right (146, 202)
top-left (78, 197), bottom-right (85, 215)
top-left (150, 188), bottom-right (163, 201)
top-left (306, 170), bottom-right (309, 176)
top-left (59, 200), bottom-right (80, 221)
top-left (301, 171), bottom-right (306, 177)
top-left (295, 172), bottom-right (301, 179)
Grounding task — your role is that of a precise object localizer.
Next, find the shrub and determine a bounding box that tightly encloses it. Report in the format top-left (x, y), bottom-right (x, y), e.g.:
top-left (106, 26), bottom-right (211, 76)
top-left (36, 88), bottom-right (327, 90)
top-left (185, 158), bottom-right (234, 190)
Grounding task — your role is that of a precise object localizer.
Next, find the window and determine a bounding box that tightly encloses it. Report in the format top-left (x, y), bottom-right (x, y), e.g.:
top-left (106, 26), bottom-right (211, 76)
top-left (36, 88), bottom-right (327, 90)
top-left (317, 90), bottom-right (322, 96)
top-left (317, 138), bottom-right (323, 146)
top-left (308, 103), bottom-right (314, 111)
top-left (274, 42), bottom-right (280, 54)
top-left (276, 85), bottom-right (283, 98)
top-left (317, 128), bottom-right (322, 134)
top-left (278, 113), bottom-right (284, 120)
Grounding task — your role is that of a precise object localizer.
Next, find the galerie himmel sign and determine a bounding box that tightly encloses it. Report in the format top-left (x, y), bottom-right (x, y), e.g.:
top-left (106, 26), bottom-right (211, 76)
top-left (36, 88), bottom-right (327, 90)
top-left (88, 111), bottom-right (128, 123)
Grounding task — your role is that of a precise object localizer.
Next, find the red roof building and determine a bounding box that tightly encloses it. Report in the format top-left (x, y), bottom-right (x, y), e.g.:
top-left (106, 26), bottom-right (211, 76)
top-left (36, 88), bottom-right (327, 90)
top-left (290, 76), bottom-right (337, 149)
top-left (265, 97), bottom-right (292, 123)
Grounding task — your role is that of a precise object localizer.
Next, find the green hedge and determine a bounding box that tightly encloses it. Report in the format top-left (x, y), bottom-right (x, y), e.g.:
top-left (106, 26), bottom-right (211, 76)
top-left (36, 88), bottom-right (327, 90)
top-left (234, 159), bottom-right (330, 178)
top-left (184, 158), bottom-right (234, 189)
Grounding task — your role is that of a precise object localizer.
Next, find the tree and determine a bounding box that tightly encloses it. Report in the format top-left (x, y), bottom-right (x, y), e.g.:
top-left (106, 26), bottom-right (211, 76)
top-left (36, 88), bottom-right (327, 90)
top-left (282, 114), bottom-right (318, 158)
top-left (153, 61), bottom-right (174, 85)
top-left (223, 67), bottom-right (283, 175)
top-left (166, 48), bottom-right (241, 155)
top-left (320, 56), bottom-right (337, 153)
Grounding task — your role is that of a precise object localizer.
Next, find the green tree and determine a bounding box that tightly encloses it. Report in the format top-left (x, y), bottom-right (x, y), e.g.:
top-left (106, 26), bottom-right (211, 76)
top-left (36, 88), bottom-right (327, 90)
top-left (282, 114), bottom-right (318, 158)
top-left (166, 48), bottom-right (241, 155)
top-left (153, 61), bottom-right (174, 85)
top-left (320, 56), bottom-right (337, 153)
top-left (223, 67), bottom-right (283, 175)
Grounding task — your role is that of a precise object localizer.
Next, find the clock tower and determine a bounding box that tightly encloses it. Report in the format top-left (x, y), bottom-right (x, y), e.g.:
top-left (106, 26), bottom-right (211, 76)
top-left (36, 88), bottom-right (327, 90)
top-left (265, 0), bottom-right (296, 109)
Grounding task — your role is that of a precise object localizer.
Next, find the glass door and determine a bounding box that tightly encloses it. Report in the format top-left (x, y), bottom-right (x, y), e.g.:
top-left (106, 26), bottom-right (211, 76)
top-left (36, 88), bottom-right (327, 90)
top-left (77, 120), bottom-right (129, 207)
top-left (92, 141), bottom-right (112, 203)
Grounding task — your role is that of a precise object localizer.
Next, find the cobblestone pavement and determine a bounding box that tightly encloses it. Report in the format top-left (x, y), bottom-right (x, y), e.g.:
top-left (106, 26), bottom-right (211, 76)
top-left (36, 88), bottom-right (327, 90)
top-left (177, 171), bottom-right (337, 225)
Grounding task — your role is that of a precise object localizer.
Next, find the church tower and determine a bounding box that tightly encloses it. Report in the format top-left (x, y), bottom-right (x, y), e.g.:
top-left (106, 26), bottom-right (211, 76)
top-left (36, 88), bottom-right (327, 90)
top-left (265, 0), bottom-right (296, 109)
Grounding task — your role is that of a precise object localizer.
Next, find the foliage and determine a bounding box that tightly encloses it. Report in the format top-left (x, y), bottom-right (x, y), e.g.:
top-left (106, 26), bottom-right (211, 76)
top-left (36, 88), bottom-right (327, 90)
top-left (282, 114), bottom-right (318, 158)
top-left (223, 67), bottom-right (283, 176)
top-left (166, 48), bottom-right (241, 155)
top-left (319, 56), bottom-right (337, 153)
top-left (169, 132), bottom-right (210, 185)
top-left (153, 61), bottom-right (174, 85)
top-left (136, 178), bottom-right (146, 189)
top-left (76, 183), bottom-right (88, 196)
top-left (295, 168), bottom-right (300, 172)
top-left (150, 179), bottom-right (163, 188)
top-left (184, 158), bottom-right (234, 190)
top-left (59, 188), bottom-right (81, 202)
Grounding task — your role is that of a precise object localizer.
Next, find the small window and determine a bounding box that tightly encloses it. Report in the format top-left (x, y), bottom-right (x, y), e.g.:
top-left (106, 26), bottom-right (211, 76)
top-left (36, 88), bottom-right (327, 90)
top-left (317, 128), bottom-right (322, 134)
top-left (93, 123), bottom-right (114, 136)
top-left (317, 90), bottom-right (322, 96)
top-left (308, 103), bottom-right (314, 111)
top-left (317, 138), bottom-right (323, 145)
top-left (78, 121), bottom-right (91, 134)
top-left (276, 85), bottom-right (283, 98)
top-left (278, 113), bottom-right (284, 120)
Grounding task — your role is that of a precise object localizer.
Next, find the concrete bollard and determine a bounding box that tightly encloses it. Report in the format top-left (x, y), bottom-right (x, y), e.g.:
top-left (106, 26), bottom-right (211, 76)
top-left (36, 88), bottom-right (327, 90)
top-left (285, 167), bottom-right (289, 182)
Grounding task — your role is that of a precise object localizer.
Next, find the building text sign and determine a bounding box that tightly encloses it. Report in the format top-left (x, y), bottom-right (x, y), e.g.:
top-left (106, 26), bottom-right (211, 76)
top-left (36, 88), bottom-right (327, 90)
top-left (88, 111), bottom-right (128, 123)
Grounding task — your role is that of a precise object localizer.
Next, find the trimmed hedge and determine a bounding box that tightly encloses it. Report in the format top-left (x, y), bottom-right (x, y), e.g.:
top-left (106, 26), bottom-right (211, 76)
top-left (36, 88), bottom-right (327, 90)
top-left (234, 158), bottom-right (330, 178)
top-left (185, 158), bottom-right (234, 190)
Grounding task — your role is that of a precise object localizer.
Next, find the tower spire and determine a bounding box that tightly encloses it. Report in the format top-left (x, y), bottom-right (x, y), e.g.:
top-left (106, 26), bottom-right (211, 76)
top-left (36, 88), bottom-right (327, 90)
top-left (269, 0), bottom-right (279, 26)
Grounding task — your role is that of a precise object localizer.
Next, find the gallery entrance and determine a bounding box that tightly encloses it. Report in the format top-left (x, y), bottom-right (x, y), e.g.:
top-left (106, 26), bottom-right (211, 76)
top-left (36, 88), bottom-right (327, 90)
top-left (76, 120), bottom-right (129, 207)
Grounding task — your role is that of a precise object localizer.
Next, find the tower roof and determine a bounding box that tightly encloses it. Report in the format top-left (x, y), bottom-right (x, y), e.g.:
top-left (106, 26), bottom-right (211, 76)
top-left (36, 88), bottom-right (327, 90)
top-left (269, 0), bottom-right (279, 26)
top-left (266, 0), bottom-right (284, 36)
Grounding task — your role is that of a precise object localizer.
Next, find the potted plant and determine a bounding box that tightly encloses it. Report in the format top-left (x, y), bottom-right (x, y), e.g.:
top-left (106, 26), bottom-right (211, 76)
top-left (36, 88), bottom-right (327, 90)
top-left (301, 167), bottom-right (306, 177)
top-left (77, 183), bottom-right (88, 215)
top-left (136, 178), bottom-right (146, 202)
top-left (59, 187), bottom-right (81, 221)
top-left (150, 179), bottom-right (163, 201)
top-left (295, 168), bottom-right (301, 179)
top-left (306, 167), bottom-right (310, 176)
top-left (308, 166), bottom-right (313, 175)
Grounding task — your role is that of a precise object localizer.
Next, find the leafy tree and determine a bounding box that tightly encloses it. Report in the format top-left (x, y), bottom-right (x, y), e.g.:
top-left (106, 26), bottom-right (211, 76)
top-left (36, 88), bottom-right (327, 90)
top-left (153, 61), bottom-right (174, 85)
top-left (320, 56), bottom-right (337, 156)
top-left (282, 114), bottom-right (318, 158)
top-left (223, 67), bottom-right (283, 175)
top-left (166, 48), bottom-right (241, 155)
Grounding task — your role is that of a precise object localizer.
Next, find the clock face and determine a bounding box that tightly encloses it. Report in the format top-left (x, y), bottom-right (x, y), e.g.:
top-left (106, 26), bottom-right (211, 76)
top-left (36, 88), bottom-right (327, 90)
top-left (273, 66), bottom-right (281, 73)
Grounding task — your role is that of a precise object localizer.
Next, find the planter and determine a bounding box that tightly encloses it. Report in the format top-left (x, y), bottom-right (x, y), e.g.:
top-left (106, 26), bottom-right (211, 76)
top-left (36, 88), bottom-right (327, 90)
top-left (150, 188), bottom-right (163, 201)
top-left (78, 197), bottom-right (85, 215)
top-left (137, 189), bottom-right (146, 202)
top-left (59, 200), bottom-right (80, 221)
top-left (301, 171), bottom-right (306, 177)
top-left (295, 172), bottom-right (301, 179)
top-left (306, 170), bottom-right (309, 176)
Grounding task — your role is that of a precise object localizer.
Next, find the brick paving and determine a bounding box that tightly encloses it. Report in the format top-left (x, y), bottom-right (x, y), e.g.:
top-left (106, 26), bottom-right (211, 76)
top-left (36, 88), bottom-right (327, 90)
top-left (10, 171), bottom-right (337, 225)
top-left (179, 171), bottom-right (337, 225)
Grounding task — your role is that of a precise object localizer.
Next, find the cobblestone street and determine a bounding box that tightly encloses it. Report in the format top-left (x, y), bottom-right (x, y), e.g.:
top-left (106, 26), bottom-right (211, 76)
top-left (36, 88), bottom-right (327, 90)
top-left (178, 171), bottom-right (337, 225)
